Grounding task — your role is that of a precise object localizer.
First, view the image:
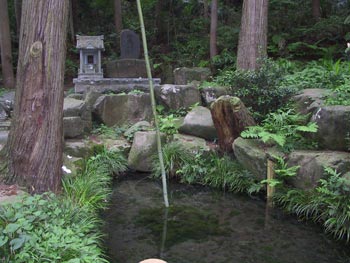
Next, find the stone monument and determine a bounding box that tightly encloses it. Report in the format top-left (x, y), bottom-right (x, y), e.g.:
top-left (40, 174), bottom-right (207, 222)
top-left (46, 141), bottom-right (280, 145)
top-left (106, 29), bottom-right (148, 78)
top-left (73, 33), bottom-right (160, 94)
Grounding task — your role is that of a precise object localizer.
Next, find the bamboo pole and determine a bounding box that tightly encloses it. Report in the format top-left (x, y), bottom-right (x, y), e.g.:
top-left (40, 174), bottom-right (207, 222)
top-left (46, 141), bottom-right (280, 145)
top-left (136, 0), bottom-right (169, 207)
top-left (266, 158), bottom-right (275, 208)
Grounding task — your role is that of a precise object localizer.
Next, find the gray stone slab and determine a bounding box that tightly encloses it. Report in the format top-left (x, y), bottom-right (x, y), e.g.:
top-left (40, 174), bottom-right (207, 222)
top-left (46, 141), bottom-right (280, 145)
top-left (120, 29), bottom-right (141, 59)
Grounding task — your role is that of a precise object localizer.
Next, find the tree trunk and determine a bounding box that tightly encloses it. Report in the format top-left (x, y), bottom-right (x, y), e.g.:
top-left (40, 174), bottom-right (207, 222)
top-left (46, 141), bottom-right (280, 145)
top-left (312, 0), bottom-right (321, 20)
top-left (203, 0), bottom-right (209, 19)
top-left (14, 0), bottom-right (22, 38)
top-left (68, 0), bottom-right (75, 43)
top-left (4, 0), bottom-right (69, 194)
top-left (236, 0), bottom-right (269, 71)
top-left (210, 0), bottom-right (218, 59)
top-left (114, 0), bottom-right (123, 36)
top-left (0, 0), bottom-right (15, 89)
top-left (210, 96), bottom-right (256, 152)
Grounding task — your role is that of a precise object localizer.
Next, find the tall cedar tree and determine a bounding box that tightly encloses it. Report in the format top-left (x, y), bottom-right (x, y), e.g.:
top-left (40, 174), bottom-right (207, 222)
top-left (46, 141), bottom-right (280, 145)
top-left (0, 0), bottom-right (15, 89)
top-left (236, 0), bottom-right (268, 70)
top-left (4, 0), bottom-right (69, 194)
top-left (210, 0), bottom-right (218, 59)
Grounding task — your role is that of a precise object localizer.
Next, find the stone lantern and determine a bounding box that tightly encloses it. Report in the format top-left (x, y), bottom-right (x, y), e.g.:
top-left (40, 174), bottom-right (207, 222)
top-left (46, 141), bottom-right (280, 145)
top-left (76, 35), bottom-right (104, 79)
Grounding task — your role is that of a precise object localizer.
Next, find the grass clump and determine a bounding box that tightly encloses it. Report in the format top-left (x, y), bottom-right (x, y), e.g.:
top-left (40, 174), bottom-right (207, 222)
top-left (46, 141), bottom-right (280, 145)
top-left (152, 142), bottom-right (259, 194)
top-left (275, 167), bottom-right (350, 242)
top-left (0, 148), bottom-right (127, 262)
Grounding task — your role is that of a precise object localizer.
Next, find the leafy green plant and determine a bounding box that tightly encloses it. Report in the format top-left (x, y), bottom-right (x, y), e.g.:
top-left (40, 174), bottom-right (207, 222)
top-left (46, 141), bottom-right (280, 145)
top-left (241, 109), bottom-right (318, 152)
top-left (158, 114), bottom-right (179, 136)
top-left (275, 167), bottom-right (350, 242)
top-left (0, 194), bottom-right (108, 263)
top-left (261, 155), bottom-right (300, 188)
top-left (214, 58), bottom-right (297, 119)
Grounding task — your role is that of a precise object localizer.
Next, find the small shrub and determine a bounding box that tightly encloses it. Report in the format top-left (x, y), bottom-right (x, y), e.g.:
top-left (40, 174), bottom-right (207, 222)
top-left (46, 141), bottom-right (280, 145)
top-left (214, 58), bottom-right (297, 119)
top-left (241, 109), bottom-right (318, 152)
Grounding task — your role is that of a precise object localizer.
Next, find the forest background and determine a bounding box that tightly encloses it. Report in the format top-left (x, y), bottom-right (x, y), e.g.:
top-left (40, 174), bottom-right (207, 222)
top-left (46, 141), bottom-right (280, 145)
top-left (2, 0), bottom-right (350, 87)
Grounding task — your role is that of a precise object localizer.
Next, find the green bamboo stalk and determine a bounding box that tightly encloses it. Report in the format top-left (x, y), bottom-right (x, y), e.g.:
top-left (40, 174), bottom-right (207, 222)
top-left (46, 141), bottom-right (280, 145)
top-left (136, 0), bottom-right (169, 207)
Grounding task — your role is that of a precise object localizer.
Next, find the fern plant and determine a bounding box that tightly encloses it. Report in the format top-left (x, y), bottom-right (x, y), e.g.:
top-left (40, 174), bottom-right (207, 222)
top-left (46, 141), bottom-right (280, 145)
top-left (241, 109), bottom-right (318, 152)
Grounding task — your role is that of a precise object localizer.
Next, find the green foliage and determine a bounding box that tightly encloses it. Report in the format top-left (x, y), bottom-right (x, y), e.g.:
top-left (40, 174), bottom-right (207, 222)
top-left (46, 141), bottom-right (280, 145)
top-left (325, 80), bottom-right (350, 106)
top-left (158, 114), bottom-right (179, 136)
top-left (275, 167), bottom-right (350, 242)
top-left (62, 147), bottom-right (127, 210)
top-left (280, 59), bottom-right (350, 91)
top-left (152, 142), bottom-right (259, 194)
top-left (92, 124), bottom-right (119, 139)
top-left (241, 109), bottom-right (318, 152)
top-left (261, 155), bottom-right (300, 188)
top-left (0, 149), bottom-right (127, 262)
top-left (0, 194), bottom-right (108, 263)
top-left (215, 58), bottom-right (297, 118)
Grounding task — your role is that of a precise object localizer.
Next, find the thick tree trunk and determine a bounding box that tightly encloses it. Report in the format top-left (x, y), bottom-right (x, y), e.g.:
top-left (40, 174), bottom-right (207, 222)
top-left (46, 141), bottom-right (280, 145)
top-left (210, 96), bottom-right (256, 152)
top-left (14, 0), bottom-right (22, 38)
top-left (0, 0), bottom-right (15, 89)
top-left (210, 0), bottom-right (218, 59)
top-left (5, 0), bottom-right (69, 194)
top-left (236, 0), bottom-right (268, 71)
top-left (312, 0), bottom-right (321, 20)
top-left (114, 0), bottom-right (123, 36)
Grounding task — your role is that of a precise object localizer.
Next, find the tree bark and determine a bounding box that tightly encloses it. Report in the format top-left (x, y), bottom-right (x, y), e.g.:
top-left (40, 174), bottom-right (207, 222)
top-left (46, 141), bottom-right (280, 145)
top-left (210, 0), bottom-right (218, 59)
top-left (312, 0), bottom-right (321, 20)
top-left (114, 0), bottom-right (123, 36)
top-left (210, 96), bottom-right (256, 153)
top-left (236, 0), bottom-right (269, 71)
top-left (14, 0), bottom-right (22, 38)
top-left (203, 0), bottom-right (209, 19)
top-left (5, 0), bottom-right (69, 194)
top-left (0, 0), bottom-right (15, 89)
top-left (68, 0), bottom-right (75, 43)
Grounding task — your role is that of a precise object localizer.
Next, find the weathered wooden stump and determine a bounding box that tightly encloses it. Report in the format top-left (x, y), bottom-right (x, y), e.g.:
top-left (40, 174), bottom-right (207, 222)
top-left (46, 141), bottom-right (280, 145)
top-left (210, 96), bottom-right (255, 152)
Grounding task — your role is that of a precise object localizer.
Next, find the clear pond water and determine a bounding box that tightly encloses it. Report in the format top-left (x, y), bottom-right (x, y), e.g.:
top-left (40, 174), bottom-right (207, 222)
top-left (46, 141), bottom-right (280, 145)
top-left (103, 175), bottom-right (350, 263)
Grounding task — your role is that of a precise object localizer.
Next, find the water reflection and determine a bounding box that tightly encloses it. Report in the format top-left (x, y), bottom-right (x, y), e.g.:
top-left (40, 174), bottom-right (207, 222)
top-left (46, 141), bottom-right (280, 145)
top-left (103, 176), bottom-right (350, 263)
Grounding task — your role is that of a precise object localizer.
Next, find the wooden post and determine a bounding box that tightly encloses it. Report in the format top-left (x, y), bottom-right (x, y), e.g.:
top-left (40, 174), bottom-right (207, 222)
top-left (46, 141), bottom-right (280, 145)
top-left (266, 158), bottom-right (275, 208)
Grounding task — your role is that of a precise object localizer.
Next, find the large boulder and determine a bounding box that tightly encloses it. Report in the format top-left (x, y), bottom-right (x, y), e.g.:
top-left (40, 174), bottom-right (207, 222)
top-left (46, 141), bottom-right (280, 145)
top-left (232, 137), bottom-right (281, 180)
top-left (311, 105), bottom-right (350, 151)
top-left (291, 89), bottom-right (331, 115)
top-left (63, 98), bottom-right (92, 138)
top-left (128, 131), bottom-right (166, 172)
top-left (200, 86), bottom-right (230, 106)
top-left (174, 67), bottom-right (211, 85)
top-left (179, 106), bottom-right (217, 141)
top-left (287, 150), bottom-right (350, 190)
top-left (155, 84), bottom-right (201, 110)
top-left (93, 93), bottom-right (153, 127)
top-left (63, 117), bottom-right (91, 138)
top-left (64, 139), bottom-right (91, 158)
top-left (172, 134), bottom-right (211, 153)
